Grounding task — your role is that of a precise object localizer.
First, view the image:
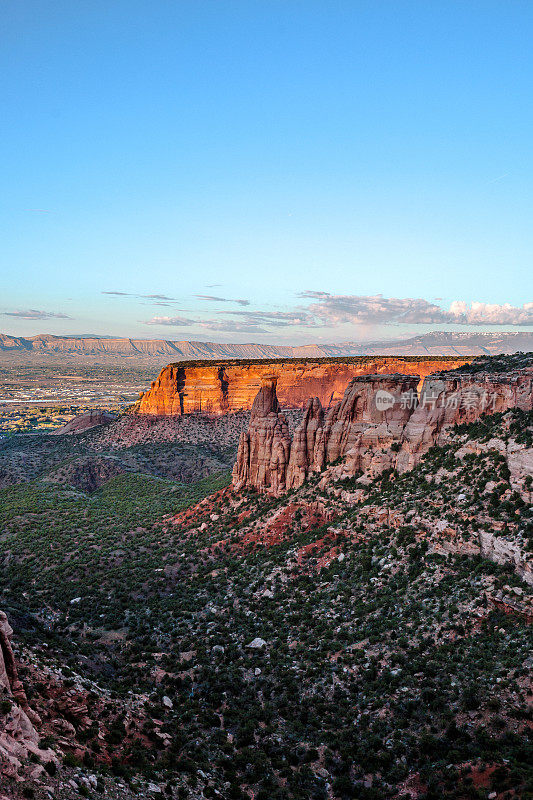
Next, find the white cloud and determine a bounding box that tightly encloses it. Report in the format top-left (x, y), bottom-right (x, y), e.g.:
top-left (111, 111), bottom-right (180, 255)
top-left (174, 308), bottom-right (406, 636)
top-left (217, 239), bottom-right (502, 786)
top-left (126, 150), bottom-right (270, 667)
top-left (219, 309), bottom-right (317, 327)
top-left (448, 301), bottom-right (533, 325)
top-left (300, 292), bottom-right (533, 327)
top-left (199, 320), bottom-right (266, 333)
top-left (3, 309), bottom-right (71, 319)
top-left (300, 292), bottom-right (449, 325)
top-left (144, 316), bottom-right (194, 326)
top-left (143, 294), bottom-right (533, 333)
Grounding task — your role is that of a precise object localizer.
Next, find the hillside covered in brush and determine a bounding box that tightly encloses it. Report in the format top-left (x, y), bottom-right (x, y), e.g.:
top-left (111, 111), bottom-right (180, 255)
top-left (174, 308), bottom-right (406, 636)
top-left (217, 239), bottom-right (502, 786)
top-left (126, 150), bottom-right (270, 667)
top-left (0, 368), bottom-right (532, 799)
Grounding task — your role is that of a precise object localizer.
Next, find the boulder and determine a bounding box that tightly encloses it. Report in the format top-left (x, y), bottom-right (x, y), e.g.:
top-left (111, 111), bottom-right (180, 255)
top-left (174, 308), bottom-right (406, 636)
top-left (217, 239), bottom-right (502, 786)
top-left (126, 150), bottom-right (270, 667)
top-left (246, 638), bottom-right (267, 650)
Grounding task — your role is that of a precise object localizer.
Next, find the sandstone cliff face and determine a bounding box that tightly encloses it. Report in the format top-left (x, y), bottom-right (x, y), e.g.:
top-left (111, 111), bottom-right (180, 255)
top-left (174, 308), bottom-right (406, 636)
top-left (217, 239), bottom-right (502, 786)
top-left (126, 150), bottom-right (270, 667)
top-left (286, 397), bottom-right (324, 490)
top-left (233, 366), bottom-right (533, 495)
top-left (0, 612), bottom-right (38, 723)
top-left (285, 374), bottom-right (420, 490)
top-left (0, 611), bottom-right (54, 780)
top-left (137, 357), bottom-right (471, 416)
top-left (396, 368), bottom-right (533, 473)
top-left (234, 374), bottom-right (420, 495)
top-left (232, 377), bottom-right (292, 494)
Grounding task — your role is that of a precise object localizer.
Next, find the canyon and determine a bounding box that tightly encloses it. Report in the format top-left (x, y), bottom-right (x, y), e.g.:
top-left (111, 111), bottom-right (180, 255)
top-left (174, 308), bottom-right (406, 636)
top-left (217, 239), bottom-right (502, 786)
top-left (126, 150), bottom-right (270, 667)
top-left (136, 356), bottom-right (472, 415)
top-left (233, 362), bottom-right (533, 495)
top-left (1, 352), bottom-right (532, 799)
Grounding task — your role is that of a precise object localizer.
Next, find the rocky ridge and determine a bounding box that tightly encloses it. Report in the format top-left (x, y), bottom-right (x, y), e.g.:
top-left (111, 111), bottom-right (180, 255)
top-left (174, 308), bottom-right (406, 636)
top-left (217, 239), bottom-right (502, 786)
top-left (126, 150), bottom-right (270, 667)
top-left (2, 331), bottom-right (532, 363)
top-left (52, 409), bottom-right (117, 435)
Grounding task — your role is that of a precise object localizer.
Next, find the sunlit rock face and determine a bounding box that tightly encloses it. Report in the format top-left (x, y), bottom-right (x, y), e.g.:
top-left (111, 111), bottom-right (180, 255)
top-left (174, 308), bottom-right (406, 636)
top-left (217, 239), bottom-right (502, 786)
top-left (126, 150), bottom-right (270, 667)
top-left (235, 374), bottom-right (419, 495)
top-left (137, 358), bottom-right (471, 416)
top-left (318, 374), bottom-right (419, 473)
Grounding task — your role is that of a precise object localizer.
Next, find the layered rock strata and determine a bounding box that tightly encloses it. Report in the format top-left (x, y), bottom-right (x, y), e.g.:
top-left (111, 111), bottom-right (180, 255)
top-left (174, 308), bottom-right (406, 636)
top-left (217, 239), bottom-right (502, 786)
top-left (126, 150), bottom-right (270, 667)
top-left (232, 377), bottom-right (292, 494)
top-left (286, 374), bottom-right (419, 490)
top-left (397, 368), bottom-right (533, 472)
top-left (137, 357), bottom-right (471, 416)
top-left (233, 367), bottom-right (533, 495)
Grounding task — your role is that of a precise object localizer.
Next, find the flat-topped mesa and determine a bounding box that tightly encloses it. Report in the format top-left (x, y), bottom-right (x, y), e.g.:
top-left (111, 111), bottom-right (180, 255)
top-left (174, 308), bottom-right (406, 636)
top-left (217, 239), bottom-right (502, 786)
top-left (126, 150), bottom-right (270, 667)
top-left (137, 357), bottom-right (472, 416)
top-left (232, 377), bottom-right (291, 494)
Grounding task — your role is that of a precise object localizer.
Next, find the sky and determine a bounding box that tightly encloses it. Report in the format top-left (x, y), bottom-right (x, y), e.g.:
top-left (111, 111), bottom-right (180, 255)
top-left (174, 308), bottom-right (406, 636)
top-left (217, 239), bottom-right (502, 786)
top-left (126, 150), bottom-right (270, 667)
top-left (1, 0), bottom-right (532, 344)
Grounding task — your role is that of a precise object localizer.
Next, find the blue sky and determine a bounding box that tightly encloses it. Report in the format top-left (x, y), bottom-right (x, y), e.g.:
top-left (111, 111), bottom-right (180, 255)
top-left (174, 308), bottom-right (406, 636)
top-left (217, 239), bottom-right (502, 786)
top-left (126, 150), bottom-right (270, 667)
top-left (1, 0), bottom-right (532, 343)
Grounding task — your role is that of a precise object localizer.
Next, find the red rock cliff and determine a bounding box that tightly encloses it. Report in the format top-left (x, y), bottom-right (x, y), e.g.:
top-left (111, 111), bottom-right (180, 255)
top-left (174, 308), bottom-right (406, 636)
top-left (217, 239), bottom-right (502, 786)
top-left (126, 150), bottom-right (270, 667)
top-left (137, 357), bottom-right (472, 416)
top-left (232, 377), bottom-right (292, 494)
top-left (233, 365), bottom-right (533, 495)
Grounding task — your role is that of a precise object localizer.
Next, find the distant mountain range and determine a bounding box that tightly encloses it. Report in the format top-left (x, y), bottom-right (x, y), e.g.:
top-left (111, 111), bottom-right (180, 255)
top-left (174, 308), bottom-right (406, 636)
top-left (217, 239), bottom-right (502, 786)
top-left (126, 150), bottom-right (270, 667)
top-left (0, 331), bottom-right (532, 364)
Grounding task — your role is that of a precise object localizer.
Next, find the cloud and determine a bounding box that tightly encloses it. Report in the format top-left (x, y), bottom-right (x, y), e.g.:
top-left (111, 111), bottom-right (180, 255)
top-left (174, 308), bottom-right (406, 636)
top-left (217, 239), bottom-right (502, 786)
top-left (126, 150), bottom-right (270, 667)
top-left (102, 291), bottom-right (178, 301)
top-left (198, 320), bottom-right (266, 333)
top-left (219, 309), bottom-right (318, 328)
top-left (448, 301), bottom-right (533, 325)
top-left (196, 295), bottom-right (250, 306)
top-left (3, 309), bottom-right (71, 320)
top-left (142, 294), bottom-right (178, 301)
top-left (143, 315), bottom-right (266, 332)
top-left (144, 316), bottom-right (194, 326)
top-left (300, 292), bottom-right (533, 327)
top-left (144, 294), bottom-right (533, 333)
top-left (300, 292), bottom-right (450, 325)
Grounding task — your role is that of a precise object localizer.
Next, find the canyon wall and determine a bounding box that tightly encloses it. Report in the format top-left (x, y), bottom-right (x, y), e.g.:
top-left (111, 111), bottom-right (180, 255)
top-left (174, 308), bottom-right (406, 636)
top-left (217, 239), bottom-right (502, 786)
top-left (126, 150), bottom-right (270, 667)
top-left (137, 357), bottom-right (471, 416)
top-left (233, 366), bottom-right (533, 495)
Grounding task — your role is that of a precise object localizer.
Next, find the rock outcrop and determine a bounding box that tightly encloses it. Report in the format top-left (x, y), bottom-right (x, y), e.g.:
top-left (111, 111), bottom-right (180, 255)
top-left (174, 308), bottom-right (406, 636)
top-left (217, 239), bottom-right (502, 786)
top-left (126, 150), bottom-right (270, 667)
top-left (235, 374), bottom-right (420, 495)
top-left (396, 368), bottom-right (533, 473)
top-left (0, 611), bottom-right (54, 780)
top-left (286, 397), bottom-right (324, 489)
top-left (137, 357), bottom-right (471, 416)
top-left (53, 409), bottom-right (117, 435)
top-left (233, 365), bottom-right (533, 495)
top-left (285, 374), bottom-right (419, 490)
top-left (232, 377), bottom-right (292, 494)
